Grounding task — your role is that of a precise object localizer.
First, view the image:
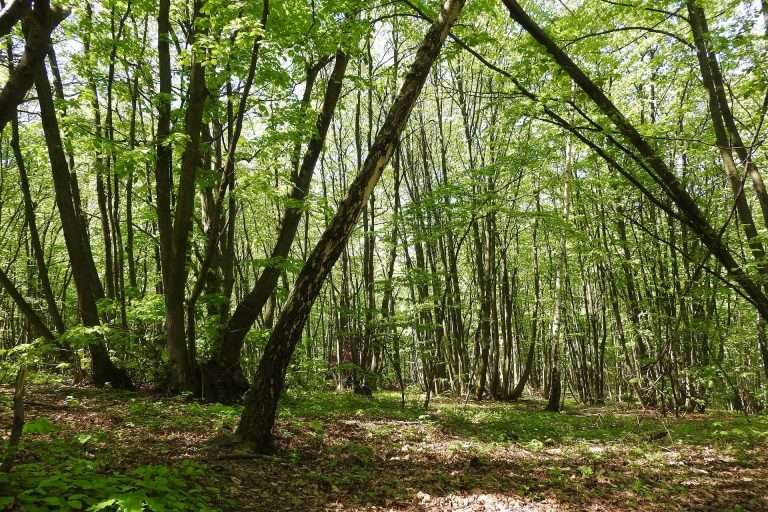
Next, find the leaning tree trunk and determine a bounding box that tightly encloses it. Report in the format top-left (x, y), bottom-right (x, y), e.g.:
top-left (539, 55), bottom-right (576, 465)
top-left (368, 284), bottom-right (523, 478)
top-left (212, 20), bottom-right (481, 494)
top-left (686, 0), bottom-right (768, 380)
top-left (501, 0), bottom-right (768, 322)
top-left (0, 268), bottom-right (56, 343)
top-left (201, 52), bottom-right (347, 403)
top-left (0, 4), bottom-right (67, 132)
top-left (6, 35), bottom-right (66, 339)
top-left (236, 0), bottom-right (467, 451)
top-left (35, 46), bottom-right (131, 389)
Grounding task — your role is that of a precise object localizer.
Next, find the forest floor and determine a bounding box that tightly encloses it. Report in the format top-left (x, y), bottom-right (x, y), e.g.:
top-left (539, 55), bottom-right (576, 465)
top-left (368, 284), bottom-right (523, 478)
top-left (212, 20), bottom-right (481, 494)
top-left (1, 383), bottom-right (767, 511)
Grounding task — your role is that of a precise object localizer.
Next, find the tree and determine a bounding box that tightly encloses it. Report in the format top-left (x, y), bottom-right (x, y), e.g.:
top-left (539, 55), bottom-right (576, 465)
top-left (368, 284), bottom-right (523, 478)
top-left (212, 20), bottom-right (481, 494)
top-left (236, 0), bottom-right (467, 451)
top-left (201, 50), bottom-right (349, 403)
top-left (33, 11), bottom-right (131, 388)
top-left (501, 0), bottom-right (768, 322)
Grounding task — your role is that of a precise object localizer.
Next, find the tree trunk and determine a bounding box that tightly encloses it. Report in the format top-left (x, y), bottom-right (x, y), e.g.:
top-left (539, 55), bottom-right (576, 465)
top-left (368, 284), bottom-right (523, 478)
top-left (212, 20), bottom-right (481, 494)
top-left (236, 0), bottom-right (466, 450)
top-left (153, 0), bottom-right (208, 392)
top-left (201, 52), bottom-right (348, 402)
top-left (167, 18), bottom-right (208, 392)
top-left (501, 0), bottom-right (768, 322)
top-left (9, 88), bottom-right (65, 336)
top-left (1, 366), bottom-right (27, 473)
top-left (0, 5), bottom-right (67, 132)
top-left (0, 268), bottom-right (55, 343)
top-left (35, 56), bottom-right (131, 389)
top-left (511, 197), bottom-right (539, 401)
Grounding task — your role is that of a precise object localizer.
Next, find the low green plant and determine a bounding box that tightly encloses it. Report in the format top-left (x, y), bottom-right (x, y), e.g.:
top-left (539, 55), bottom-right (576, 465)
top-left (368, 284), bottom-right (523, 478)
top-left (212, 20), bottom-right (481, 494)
top-left (2, 451), bottom-right (219, 511)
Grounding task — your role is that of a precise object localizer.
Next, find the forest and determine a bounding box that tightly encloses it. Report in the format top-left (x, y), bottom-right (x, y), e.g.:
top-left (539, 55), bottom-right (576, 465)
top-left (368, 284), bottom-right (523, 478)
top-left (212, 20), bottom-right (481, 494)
top-left (1, 0), bottom-right (768, 509)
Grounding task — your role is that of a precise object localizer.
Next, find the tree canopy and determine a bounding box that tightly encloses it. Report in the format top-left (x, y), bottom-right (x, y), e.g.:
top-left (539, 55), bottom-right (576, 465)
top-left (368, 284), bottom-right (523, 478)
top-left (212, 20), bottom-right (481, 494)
top-left (2, 0), bottom-right (768, 509)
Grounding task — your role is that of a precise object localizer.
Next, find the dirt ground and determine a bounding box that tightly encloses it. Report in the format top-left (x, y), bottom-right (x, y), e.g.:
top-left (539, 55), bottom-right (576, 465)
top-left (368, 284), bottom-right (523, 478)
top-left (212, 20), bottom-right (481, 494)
top-left (2, 385), bottom-right (767, 511)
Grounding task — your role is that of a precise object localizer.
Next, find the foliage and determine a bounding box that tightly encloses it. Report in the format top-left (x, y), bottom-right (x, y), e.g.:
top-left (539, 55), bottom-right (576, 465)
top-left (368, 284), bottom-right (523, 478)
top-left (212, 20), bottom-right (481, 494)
top-left (2, 409), bottom-right (221, 512)
top-left (4, 387), bottom-right (768, 510)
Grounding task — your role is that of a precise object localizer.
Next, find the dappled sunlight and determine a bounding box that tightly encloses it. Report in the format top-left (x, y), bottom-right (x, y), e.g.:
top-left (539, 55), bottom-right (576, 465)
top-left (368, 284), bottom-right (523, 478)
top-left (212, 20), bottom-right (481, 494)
top-left (2, 1), bottom-right (768, 512)
top-left (414, 491), bottom-right (564, 512)
top-left (3, 386), bottom-right (768, 510)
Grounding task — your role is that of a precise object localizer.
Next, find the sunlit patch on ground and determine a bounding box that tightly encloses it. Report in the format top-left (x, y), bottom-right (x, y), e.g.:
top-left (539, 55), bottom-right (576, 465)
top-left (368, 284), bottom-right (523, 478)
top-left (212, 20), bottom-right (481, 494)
top-left (2, 387), bottom-right (767, 511)
top-left (414, 491), bottom-right (563, 512)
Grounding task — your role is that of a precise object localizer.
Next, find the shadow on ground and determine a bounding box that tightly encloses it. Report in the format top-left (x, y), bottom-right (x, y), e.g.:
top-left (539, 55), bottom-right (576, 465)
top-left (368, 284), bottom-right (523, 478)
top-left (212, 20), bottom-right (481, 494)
top-left (2, 386), bottom-right (767, 511)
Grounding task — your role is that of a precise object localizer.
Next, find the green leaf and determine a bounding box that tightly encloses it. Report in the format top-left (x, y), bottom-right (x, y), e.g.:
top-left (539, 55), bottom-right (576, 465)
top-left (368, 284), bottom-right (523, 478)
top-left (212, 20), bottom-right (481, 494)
top-left (23, 418), bottom-right (58, 434)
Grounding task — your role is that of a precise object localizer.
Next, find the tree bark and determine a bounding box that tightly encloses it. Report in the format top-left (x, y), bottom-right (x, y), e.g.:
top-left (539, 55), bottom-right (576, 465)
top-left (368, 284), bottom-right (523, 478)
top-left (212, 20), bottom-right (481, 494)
top-left (151, 0), bottom-right (209, 392)
top-left (0, 5), bottom-right (67, 132)
top-left (236, 0), bottom-right (466, 450)
top-left (1, 366), bottom-right (26, 473)
top-left (167, 6), bottom-right (208, 392)
top-left (35, 41), bottom-right (131, 389)
top-left (501, 0), bottom-right (768, 321)
top-left (5, 33), bottom-right (65, 337)
top-left (202, 52), bottom-right (348, 403)
top-left (0, 268), bottom-right (55, 342)
top-left (510, 191), bottom-right (541, 400)
top-left (0, 0), bottom-right (30, 38)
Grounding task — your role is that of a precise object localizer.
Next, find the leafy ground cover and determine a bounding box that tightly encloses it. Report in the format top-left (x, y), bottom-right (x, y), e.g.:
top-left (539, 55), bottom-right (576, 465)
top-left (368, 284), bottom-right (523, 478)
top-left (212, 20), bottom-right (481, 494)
top-left (1, 385), bottom-right (767, 511)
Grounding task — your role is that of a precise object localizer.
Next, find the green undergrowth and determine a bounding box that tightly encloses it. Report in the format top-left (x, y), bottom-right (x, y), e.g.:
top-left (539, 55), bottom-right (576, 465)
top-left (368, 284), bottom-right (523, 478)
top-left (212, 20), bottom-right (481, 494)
top-left (2, 386), bottom-right (767, 511)
top-left (1, 437), bottom-right (219, 511)
top-left (280, 389), bottom-right (422, 421)
top-left (279, 390), bottom-right (768, 448)
top-left (431, 399), bottom-right (768, 447)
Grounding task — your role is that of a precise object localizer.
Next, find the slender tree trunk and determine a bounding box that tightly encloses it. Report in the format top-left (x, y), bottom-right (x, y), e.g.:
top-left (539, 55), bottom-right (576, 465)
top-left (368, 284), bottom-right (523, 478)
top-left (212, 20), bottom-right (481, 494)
top-left (687, 1), bottom-right (768, 232)
top-left (34, 59), bottom-right (131, 388)
top-left (8, 74), bottom-right (64, 336)
top-left (501, 0), bottom-right (768, 322)
top-left (9, 112), bottom-right (75, 366)
top-left (126, 65), bottom-right (140, 291)
top-left (201, 52), bottom-right (348, 402)
top-left (510, 191), bottom-right (541, 400)
top-left (236, 0), bottom-right (466, 450)
top-left (546, 143), bottom-right (571, 412)
top-left (0, 268), bottom-right (55, 342)
top-left (687, 0), bottom-right (768, 379)
top-left (1, 366), bottom-right (26, 473)
top-left (382, 147), bottom-right (405, 406)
